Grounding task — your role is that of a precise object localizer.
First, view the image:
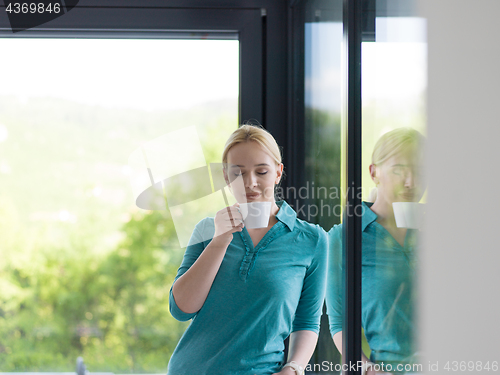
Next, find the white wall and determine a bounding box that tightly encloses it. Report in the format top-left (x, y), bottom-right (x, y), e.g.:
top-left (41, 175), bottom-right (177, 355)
top-left (420, 0), bottom-right (500, 373)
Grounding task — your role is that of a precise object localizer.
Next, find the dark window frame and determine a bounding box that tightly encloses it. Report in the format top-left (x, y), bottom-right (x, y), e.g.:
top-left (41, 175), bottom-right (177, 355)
top-left (342, 0), bottom-right (363, 373)
top-left (0, 0), bottom-right (369, 372)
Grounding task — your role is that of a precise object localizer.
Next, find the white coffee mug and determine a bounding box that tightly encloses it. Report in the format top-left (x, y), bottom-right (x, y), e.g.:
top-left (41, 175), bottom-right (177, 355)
top-left (239, 202), bottom-right (272, 229)
top-left (392, 202), bottom-right (425, 229)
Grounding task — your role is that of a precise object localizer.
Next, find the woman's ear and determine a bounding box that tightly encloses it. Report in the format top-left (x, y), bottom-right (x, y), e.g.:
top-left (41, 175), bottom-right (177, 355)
top-left (369, 164), bottom-right (379, 185)
top-left (275, 163), bottom-right (284, 184)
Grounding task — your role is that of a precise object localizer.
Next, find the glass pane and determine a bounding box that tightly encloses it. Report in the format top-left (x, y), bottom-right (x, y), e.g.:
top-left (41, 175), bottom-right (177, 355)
top-left (360, 1), bottom-right (426, 373)
top-left (303, 0), bottom-right (343, 373)
top-left (0, 38), bottom-right (238, 372)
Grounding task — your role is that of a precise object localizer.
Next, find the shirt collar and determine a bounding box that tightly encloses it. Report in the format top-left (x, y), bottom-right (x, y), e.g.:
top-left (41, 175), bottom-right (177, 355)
top-left (276, 200), bottom-right (296, 231)
top-left (362, 201), bottom-right (378, 231)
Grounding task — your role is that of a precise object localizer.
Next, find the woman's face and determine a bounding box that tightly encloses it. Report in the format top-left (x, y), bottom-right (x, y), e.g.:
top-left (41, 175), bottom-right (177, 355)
top-left (371, 147), bottom-right (425, 205)
top-left (226, 141), bottom-right (283, 203)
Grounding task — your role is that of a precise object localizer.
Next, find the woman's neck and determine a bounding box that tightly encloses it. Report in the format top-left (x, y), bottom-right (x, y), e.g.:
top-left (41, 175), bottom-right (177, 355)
top-left (270, 200), bottom-right (280, 216)
top-left (370, 198), bottom-right (397, 228)
top-left (370, 198), bottom-right (408, 247)
top-left (264, 201), bottom-right (278, 227)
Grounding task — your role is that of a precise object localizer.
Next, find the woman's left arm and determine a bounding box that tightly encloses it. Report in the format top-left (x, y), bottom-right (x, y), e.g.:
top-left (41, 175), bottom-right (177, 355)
top-left (272, 330), bottom-right (318, 375)
top-left (273, 226), bottom-right (329, 375)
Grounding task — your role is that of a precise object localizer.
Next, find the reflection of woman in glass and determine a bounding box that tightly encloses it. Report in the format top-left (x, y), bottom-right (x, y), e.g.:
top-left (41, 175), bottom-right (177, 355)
top-left (167, 125), bottom-right (327, 375)
top-left (326, 128), bottom-right (425, 375)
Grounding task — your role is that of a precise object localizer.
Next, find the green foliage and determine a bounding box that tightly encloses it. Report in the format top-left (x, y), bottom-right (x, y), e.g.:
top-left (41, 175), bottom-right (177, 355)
top-left (0, 96), bottom-right (236, 372)
top-left (0, 205), bottom-right (188, 372)
top-left (304, 106), bottom-right (342, 228)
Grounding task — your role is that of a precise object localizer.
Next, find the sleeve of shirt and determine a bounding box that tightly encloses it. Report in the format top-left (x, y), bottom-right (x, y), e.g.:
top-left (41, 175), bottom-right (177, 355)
top-left (169, 218), bottom-right (213, 322)
top-left (291, 225), bottom-right (328, 334)
top-left (325, 224), bottom-right (343, 337)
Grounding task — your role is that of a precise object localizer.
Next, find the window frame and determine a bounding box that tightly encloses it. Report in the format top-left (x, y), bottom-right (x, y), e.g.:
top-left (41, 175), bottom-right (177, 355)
top-left (0, 0), bottom-right (369, 371)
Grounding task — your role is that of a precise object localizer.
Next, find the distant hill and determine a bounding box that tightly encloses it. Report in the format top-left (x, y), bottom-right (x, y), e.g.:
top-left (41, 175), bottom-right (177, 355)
top-left (0, 95), bottom-right (238, 234)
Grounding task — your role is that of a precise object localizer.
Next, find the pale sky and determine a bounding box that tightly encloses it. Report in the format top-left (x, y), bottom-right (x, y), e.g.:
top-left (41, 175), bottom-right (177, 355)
top-left (1, 26), bottom-right (425, 113)
top-left (0, 38), bottom-right (239, 111)
top-left (305, 17), bottom-right (426, 112)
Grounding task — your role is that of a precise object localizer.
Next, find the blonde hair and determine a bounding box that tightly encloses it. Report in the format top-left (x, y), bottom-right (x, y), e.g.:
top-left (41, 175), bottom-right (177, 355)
top-left (368, 128), bottom-right (425, 202)
top-left (222, 124), bottom-right (282, 166)
top-left (372, 127), bottom-right (425, 166)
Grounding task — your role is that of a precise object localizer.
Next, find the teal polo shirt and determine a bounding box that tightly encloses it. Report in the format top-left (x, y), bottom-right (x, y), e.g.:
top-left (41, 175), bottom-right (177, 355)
top-left (326, 202), bottom-right (418, 368)
top-left (167, 200), bottom-right (328, 375)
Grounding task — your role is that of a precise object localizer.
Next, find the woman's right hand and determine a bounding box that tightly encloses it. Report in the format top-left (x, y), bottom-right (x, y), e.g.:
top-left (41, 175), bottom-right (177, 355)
top-left (171, 203), bottom-right (245, 315)
top-left (213, 203), bottom-right (244, 245)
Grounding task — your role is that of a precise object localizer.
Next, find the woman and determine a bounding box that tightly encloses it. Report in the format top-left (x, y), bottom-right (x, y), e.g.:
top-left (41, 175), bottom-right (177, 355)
top-left (326, 128), bottom-right (425, 375)
top-left (167, 124), bottom-right (328, 375)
